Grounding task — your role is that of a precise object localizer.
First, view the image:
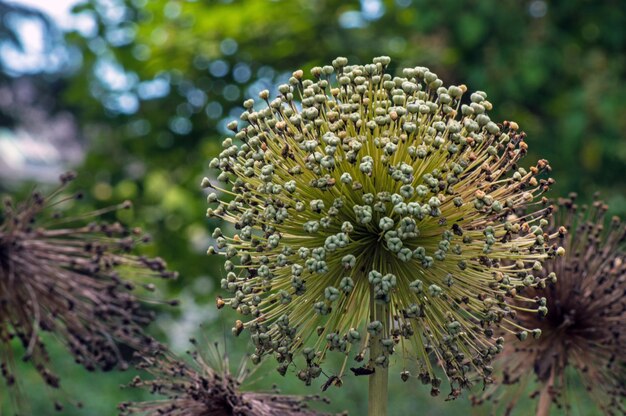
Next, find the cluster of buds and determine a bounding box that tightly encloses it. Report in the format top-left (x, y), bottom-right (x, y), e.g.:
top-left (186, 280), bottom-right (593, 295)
top-left (205, 56), bottom-right (562, 397)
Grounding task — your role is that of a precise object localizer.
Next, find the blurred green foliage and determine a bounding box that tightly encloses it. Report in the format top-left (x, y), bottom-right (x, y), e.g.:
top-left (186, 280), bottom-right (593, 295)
top-left (1, 0), bottom-right (624, 414)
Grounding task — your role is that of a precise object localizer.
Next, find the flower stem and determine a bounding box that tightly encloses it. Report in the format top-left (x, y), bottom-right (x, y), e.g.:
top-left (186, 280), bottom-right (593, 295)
top-left (536, 373), bottom-right (554, 416)
top-left (368, 289), bottom-right (388, 416)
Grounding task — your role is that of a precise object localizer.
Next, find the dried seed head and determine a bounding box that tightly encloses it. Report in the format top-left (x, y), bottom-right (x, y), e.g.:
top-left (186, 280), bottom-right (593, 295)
top-left (207, 57), bottom-right (559, 396)
top-left (0, 174), bottom-right (177, 411)
top-left (474, 197), bottom-right (626, 414)
top-left (119, 341), bottom-right (335, 415)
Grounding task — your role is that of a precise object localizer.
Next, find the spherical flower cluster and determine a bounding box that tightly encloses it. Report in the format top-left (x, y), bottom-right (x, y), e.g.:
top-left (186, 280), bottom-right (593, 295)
top-left (474, 195), bottom-right (625, 415)
top-left (0, 173), bottom-right (177, 411)
top-left (205, 56), bottom-right (561, 396)
top-left (119, 339), bottom-right (334, 416)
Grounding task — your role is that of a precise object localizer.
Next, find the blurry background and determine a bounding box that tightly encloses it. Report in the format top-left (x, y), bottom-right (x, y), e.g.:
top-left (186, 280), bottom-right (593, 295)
top-left (0, 0), bottom-right (624, 414)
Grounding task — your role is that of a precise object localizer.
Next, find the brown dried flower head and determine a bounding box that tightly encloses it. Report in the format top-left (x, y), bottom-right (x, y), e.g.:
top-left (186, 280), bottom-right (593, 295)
top-left (119, 339), bottom-right (337, 416)
top-left (474, 194), bottom-right (626, 415)
top-left (0, 172), bottom-right (177, 411)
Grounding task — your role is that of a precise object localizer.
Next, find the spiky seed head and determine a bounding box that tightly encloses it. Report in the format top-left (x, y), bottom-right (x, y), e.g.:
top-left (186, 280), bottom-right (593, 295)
top-left (119, 341), bottom-right (335, 416)
top-left (206, 57), bottom-right (560, 396)
top-left (474, 195), bottom-right (626, 414)
top-left (0, 173), bottom-right (177, 411)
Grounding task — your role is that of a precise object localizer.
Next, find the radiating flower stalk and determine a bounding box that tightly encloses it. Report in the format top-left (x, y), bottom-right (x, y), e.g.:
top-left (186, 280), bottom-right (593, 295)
top-left (119, 338), bottom-right (335, 416)
top-left (473, 195), bottom-right (626, 415)
top-left (0, 172), bottom-right (177, 412)
top-left (205, 56), bottom-right (562, 415)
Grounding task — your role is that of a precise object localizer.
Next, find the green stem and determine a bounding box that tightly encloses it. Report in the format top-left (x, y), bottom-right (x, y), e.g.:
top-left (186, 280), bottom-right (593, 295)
top-left (368, 289), bottom-right (388, 416)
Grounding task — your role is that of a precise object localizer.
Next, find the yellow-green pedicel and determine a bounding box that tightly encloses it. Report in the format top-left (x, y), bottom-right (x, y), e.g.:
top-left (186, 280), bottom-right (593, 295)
top-left (205, 56), bottom-right (561, 397)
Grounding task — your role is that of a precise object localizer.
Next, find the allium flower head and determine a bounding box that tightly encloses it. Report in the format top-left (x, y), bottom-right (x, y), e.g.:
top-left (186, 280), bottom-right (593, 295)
top-left (474, 195), bottom-right (626, 415)
top-left (206, 56), bottom-right (560, 396)
top-left (119, 339), bottom-right (334, 416)
top-left (0, 173), bottom-right (177, 409)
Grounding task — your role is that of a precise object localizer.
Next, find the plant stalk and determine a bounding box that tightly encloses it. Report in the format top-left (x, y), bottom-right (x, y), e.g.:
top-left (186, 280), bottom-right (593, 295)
top-left (536, 373), bottom-right (554, 416)
top-left (368, 289), bottom-right (388, 416)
